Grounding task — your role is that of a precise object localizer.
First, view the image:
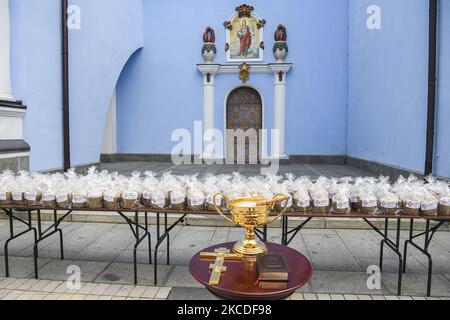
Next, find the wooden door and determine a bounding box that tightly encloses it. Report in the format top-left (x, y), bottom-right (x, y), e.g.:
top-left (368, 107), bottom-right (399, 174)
top-left (226, 87), bottom-right (262, 164)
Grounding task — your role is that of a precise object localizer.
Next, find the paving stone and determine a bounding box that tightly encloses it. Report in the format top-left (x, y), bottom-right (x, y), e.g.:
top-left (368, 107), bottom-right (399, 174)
top-left (357, 295), bottom-right (372, 300)
top-left (310, 271), bottom-right (389, 295)
top-left (142, 286), bottom-right (159, 299)
top-left (0, 256), bottom-right (49, 278)
top-left (209, 227), bottom-right (229, 245)
top-left (356, 256), bottom-right (426, 274)
top-left (114, 250), bottom-right (155, 264)
top-left (54, 282), bottom-right (70, 293)
top-left (385, 296), bottom-right (400, 300)
top-left (157, 249), bottom-right (198, 266)
top-left (303, 293), bottom-right (318, 300)
top-left (29, 279), bottom-right (52, 291)
top-left (41, 280), bottom-right (63, 292)
top-left (382, 273), bottom-right (450, 297)
top-left (399, 296), bottom-right (413, 300)
top-left (17, 292), bottom-right (35, 300)
top-left (116, 285), bottom-right (135, 297)
top-left (295, 283), bottom-right (313, 293)
top-left (36, 259), bottom-right (111, 282)
top-left (317, 293), bottom-right (331, 300)
top-left (42, 293), bottom-right (61, 300)
top-left (70, 294), bottom-right (87, 300)
top-left (370, 295), bottom-right (385, 300)
top-left (164, 266), bottom-right (203, 288)
top-left (170, 229), bottom-right (215, 251)
top-left (95, 262), bottom-right (171, 286)
top-left (129, 285), bottom-right (147, 298)
top-left (17, 279), bottom-right (40, 291)
top-left (167, 287), bottom-right (219, 300)
top-left (0, 277), bottom-right (16, 288)
top-left (78, 282), bottom-right (98, 295)
top-left (85, 295), bottom-right (101, 300)
top-left (290, 293), bottom-right (304, 300)
top-left (343, 295), bottom-right (358, 300)
top-left (41, 223), bottom-right (117, 253)
top-left (73, 225), bottom-right (135, 262)
top-left (330, 294), bottom-right (345, 300)
top-left (2, 290), bottom-right (24, 300)
top-left (336, 229), bottom-right (395, 259)
top-left (0, 289), bottom-right (11, 299)
top-left (30, 293), bottom-right (47, 300)
top-left (90, 283), bottom-right (110, 295)
top-left (99, 296), bottom-right (113, 300)
top-left (102, 284), bottom-right (123, 296)
top-left (5, 278), bottom-right (28, 290)
top-left (155, 287), bottom-right (171, 300)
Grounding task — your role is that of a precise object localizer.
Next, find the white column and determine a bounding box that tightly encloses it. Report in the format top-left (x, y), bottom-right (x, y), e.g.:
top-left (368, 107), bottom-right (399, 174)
top-left (0, 0), bottom-right (15, 101)
top-left (198, 65), bottom-right (219, 159)
top-left (271, 66), bottom-right (290, 159)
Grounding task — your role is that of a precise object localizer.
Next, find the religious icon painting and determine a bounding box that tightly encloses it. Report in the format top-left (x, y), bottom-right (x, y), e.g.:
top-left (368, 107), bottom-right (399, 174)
top-left (225, 5), bottom-right (265, 62)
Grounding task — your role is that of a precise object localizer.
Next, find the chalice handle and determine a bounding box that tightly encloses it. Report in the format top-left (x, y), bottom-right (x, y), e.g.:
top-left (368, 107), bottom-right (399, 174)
top-left (267, 194), bottom-right (289, 224)
top-left (212, 192), bottom-right (233, 224)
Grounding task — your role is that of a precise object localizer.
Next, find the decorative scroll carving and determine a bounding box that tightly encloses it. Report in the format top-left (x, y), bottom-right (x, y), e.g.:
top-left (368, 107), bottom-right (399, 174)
top-left (239, 63), bottom-right (251, 83)
top-left (236, 4), bottom-right (254, 18)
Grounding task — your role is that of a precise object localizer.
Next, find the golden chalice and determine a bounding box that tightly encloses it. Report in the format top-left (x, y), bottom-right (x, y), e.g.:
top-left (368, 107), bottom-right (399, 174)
top-left (213, 193), bottom-right (289, 256)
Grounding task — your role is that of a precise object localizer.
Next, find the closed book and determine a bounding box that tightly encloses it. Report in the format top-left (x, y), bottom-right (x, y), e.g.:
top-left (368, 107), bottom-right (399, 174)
top-left (256, 253), bottom-right (289, 282)
top-left (258, 281), bottom-right (289, 290)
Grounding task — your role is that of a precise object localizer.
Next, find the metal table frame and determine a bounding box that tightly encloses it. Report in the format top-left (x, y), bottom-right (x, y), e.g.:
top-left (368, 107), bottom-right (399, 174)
top-left (281, 211), bottom-right (424, 296)
top-left (2, 209), bottom-right (38, 279)
top-left (403, 216), bottom-right (450, 297)
top-left (1, 206), bottom-right (152, 285)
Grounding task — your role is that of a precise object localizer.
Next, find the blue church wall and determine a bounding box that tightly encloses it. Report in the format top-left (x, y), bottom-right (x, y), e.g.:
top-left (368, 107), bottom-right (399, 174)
top-left (69, 0), bottom-right (143, 167)
top-left (9, 0), bottom-right (448, 177)
top-left (347, 0), bottom-right (429, 174)
top-left (10, 0), bottom-right (63, 171)
top-left (435, 1), bottom-right (450, 178)
top-left (10, 0), bottom-right (143, 171)
top-left (116, 0), bottom-right (350, 156)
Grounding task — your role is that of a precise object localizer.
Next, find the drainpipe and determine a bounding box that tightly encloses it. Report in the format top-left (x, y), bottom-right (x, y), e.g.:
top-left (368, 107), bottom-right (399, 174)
top-left (424, 0), bottom-right (438, 176)
top-left (62, 0), bottom-right (71, 171)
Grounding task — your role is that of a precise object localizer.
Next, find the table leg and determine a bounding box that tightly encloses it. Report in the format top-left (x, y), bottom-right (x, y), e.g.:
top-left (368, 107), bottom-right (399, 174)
top-left (133, 212), bottom-right (139, 284)
top-left (3, 209), bottom-right (38, 278)
top-left (165, 213), bottom-right (170, 265)
top-left (403, 219), bottom-right (414, 273)
top-left (424, 220), bottom-right (433, 297)
top-left (379, 219), bottom-right (389, 272)
top-left (154, 212), bottom-right (187, 285)
top-left (395, 218), bottom-right (403, 296)
top-left (145, 212), bottom-right (152, 265)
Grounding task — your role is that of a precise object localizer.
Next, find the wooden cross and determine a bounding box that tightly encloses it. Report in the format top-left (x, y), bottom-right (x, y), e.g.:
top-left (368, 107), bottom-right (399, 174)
top-left (200, 248), bottom-right (243, 286)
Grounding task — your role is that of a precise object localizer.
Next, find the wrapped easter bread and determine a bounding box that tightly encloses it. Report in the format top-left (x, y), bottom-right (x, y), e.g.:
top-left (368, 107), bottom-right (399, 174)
top-left (309, 184), bottom-right (330, 213)
top-left (438, 195), bottom-right (450, 216)
top-left (378, 191), bottom-right (400, 215)
top-left (332, 192), bottom-right (350, 214)
top-left (293, 189), bottom-right (311, 212)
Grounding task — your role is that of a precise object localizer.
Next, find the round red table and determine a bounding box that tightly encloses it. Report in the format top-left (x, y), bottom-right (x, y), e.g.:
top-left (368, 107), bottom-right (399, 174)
top-left (189, 242), bottom-right (313, 300)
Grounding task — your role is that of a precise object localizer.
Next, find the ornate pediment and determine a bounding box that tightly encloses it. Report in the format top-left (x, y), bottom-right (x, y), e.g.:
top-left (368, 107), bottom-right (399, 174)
top-left (236, 4), bottom-right (254, 18)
